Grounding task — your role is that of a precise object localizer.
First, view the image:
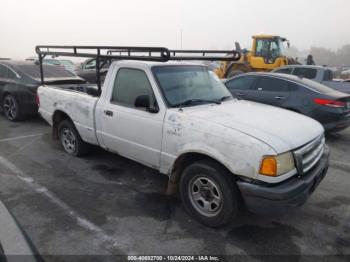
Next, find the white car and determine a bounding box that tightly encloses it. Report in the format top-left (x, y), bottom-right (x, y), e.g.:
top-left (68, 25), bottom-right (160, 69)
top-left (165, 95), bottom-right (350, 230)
top-left (38, 60), bottom-right (330, 227)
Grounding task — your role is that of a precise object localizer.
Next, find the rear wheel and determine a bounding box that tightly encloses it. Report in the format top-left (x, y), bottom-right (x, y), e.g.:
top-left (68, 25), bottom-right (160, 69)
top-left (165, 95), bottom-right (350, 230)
top-left (180, 160), bottom-right (240, 227)
top-left (3, 94), bottom-right (22, 121)
top-left (58, 120), bottom-right (89, 156)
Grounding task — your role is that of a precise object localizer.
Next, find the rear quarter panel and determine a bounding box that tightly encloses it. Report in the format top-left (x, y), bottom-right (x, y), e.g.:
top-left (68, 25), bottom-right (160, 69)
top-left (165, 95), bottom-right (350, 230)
top-left (38, 86), bottom-right (99, 144)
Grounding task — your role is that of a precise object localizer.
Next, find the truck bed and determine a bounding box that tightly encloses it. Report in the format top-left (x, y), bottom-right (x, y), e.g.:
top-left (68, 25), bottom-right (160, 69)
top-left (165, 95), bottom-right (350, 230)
top-left (49, 83), bottom-right (100, 97)
top-left (38, 84), bottom-right (100, 145)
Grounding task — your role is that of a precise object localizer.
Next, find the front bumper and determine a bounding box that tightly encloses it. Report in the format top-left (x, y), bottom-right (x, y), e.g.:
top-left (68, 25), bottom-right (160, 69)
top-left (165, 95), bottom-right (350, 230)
top-left (237, 145), bottom-right (330, 215)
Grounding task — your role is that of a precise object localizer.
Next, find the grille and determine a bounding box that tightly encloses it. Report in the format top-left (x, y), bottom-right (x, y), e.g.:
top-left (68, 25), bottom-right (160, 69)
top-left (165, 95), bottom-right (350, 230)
top-left (293, 135), bottom-right (325, 175)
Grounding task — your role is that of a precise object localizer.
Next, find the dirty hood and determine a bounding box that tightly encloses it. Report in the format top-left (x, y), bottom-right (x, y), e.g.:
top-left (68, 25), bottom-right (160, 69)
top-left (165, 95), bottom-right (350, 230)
top-left (182, 100), bottom-right (324, 153)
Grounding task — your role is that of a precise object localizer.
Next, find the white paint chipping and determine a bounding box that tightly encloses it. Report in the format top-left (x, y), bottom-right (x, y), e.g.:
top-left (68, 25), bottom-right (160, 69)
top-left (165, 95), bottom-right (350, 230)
top-left (0, 133), bottom-right (46, 143)
top-left (0, 155), bottom-right (127, 252)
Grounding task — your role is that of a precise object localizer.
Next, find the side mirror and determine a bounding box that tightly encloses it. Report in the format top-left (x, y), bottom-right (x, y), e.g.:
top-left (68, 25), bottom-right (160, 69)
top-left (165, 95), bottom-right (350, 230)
top-left (135, 95), bottom-right (159, 113)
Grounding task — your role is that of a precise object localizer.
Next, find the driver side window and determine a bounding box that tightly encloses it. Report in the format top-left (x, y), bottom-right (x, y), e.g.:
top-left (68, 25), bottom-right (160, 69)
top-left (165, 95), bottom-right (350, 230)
top-left (225, 76), bottom-right (257, 91)
top-left (111, 68), bottom-right (156, 110)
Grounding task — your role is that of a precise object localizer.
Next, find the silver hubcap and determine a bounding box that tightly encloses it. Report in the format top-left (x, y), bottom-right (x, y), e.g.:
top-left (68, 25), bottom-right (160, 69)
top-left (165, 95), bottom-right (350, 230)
top-left (189, 176), bottom-right (223, 217)
top-left (3, 96), bottom-right (17, 120)
top-left (60, 128), bottom-right (76, 154)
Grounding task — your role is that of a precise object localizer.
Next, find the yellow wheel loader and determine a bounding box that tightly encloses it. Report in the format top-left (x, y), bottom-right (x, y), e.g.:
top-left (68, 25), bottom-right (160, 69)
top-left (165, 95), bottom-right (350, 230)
top-left (215, 35), bottom-right (299, 78)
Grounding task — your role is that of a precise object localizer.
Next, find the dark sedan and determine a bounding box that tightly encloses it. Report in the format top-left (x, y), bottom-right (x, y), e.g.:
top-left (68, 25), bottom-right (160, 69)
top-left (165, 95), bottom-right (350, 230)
top-left (0, 61), bottom-right (86, 121)
top-left (224, 72), bottom-right (350, 132)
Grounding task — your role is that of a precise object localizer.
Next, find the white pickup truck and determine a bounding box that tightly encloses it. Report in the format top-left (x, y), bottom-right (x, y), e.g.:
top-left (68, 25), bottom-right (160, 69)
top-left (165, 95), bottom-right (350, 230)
top-left (38, 60), bottom-right (330, 227)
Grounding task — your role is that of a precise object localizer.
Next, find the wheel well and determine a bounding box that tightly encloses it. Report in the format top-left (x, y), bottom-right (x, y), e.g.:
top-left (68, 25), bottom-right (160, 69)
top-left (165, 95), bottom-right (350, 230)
top-left (166, 152), bottom-right (234, 195)
top-left (52, 110), bottom-right (72, 139)
top-left (1, 91), bottom-right (10, 103)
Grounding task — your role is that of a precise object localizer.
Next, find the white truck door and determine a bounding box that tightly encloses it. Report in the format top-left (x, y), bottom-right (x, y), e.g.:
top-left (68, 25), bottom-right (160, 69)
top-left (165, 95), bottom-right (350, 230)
top-left (98, 67), bottom-right (165, 169)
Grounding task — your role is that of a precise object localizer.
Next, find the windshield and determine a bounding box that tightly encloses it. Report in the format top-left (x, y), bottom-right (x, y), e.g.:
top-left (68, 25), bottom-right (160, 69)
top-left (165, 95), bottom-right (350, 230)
top-left (44, 59), bottom-right (61, 66)
top-left (255, 38), bottom-right (285, 62)
top-left (300, 77), bottom-right (339, 94)
top-left (59, 60), bottom-right (74, 66)
top-left (152, 65), bottom-right (232, 107)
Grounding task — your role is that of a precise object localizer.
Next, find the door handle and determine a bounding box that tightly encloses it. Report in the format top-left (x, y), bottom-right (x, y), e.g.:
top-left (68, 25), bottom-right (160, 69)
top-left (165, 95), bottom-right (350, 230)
top-left (236, 92), bottom-right (246, 97)
top-left (275, 96), bottom-right (286, 100)
top-left (104, 110), bottom-right (114, 116)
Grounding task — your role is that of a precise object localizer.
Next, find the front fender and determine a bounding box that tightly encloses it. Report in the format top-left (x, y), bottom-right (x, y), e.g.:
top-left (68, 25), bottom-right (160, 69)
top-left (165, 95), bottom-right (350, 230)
top-left (162, 124), bottom-right (276, 180)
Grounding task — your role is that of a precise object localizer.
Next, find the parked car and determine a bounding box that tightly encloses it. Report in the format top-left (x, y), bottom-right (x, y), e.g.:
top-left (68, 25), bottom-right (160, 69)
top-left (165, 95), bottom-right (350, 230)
top-left (0, 60), bottom-right (86, 121)
top-left (272, 65), bottom-right (350, 94)
top-left (75, 58), bottom-right (110, 84)
top-left (39, 60), bottom-right (329, 227)
top-left (26, 57), bottom-right (66, 68)
top-left (224, 72), bottom-right (350, 132)
top-left (59, 59), bottom-right (77, 72)
top-left (42, 58), bottom-right (62, 67)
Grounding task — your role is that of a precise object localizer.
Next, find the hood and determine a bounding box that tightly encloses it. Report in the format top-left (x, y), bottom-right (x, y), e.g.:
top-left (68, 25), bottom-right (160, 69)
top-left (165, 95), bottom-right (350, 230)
top-left (181, 100), bottom-right (324, 153)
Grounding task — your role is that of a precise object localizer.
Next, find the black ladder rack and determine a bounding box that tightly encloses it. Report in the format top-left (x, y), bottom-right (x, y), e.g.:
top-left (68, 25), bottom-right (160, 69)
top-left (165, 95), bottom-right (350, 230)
top-left (36, 45), bottom-right (241, 94)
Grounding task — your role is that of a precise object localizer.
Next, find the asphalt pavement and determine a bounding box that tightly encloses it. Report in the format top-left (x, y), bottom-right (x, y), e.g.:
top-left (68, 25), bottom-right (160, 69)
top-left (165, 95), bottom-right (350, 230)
top-left (0, 115), bottom-right (349, 261)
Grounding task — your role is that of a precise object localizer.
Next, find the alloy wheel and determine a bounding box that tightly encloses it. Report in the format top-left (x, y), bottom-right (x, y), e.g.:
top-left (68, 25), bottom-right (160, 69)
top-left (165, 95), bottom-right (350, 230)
top-left (3, 96), bottom-right (17, 120)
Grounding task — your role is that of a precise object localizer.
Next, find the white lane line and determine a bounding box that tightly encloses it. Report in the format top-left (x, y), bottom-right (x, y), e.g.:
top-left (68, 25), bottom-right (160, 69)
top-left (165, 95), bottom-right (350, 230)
top-left (8, 136), bottom-right (42, 159)
top-left (0, 133), bottom-right (46, 143)
top-left (0, 155), bottom-right (127, 252)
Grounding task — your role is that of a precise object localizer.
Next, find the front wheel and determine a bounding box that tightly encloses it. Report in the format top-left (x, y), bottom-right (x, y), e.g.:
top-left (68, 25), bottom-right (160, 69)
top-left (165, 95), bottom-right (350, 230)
top-left (58, 120), bottom-right (89, 156)
top-left (180, 160), bottom-right (241, 227)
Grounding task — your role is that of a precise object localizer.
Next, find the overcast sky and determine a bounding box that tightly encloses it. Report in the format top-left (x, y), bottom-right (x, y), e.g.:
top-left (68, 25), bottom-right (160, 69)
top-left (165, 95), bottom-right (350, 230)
top-left (0, 0), bottom-right (349, 59)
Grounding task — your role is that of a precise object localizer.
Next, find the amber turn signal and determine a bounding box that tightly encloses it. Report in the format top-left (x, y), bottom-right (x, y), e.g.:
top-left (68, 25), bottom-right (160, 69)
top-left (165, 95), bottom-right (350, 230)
top-left (259, 156), bottom-right (277, 176)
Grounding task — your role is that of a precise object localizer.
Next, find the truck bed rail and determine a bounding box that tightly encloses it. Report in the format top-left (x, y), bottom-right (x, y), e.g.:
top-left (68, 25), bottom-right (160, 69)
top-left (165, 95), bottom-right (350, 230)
top-left (36, 45), bottom-right (241, 94)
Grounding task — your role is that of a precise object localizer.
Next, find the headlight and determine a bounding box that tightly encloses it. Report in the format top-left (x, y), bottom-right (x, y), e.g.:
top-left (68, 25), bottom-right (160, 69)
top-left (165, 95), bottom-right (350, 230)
top-left (259, 151), bottom-right (295, 177)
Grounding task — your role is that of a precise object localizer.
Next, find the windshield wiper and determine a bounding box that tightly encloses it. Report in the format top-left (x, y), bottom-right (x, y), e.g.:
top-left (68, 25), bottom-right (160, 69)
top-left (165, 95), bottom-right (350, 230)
top-left (172, 99), bottom-right (221, 108)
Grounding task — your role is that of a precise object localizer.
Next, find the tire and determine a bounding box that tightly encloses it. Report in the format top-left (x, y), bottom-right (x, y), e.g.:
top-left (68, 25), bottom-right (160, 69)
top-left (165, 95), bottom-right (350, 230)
top-left (2, 94), bottom-right (23, 121)
top-left (227, 70), bottom-right (244, 78)
top-left (179, 160), bottom-right (240, 227)
top-left (58, 119), bottom-right (89, 156)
